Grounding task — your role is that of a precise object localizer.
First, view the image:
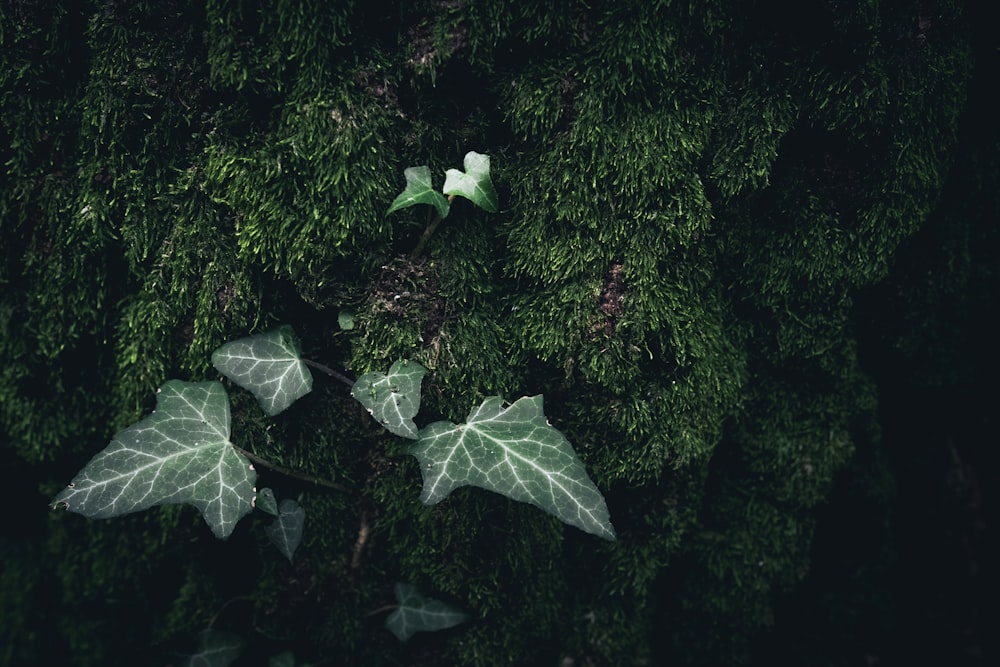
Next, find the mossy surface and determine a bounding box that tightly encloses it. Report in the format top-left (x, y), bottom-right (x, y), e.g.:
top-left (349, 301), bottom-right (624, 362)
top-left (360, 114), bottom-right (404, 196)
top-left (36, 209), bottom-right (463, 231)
top-left (2, 1), bottom-right (994, 665)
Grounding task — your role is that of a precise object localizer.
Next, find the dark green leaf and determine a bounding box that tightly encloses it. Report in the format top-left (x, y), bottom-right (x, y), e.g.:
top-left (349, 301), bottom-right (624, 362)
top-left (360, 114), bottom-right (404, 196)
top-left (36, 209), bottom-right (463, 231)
top-left (255, 487), bottom-right (278, 516)
top-left (268, 651), bottom-right (296, 667)
top-left (265, 498), bottom-right (305, 562)
top-left (385, 583), bottom-right (468, 641)
top-left (179, 629), bottom-right (244, 667)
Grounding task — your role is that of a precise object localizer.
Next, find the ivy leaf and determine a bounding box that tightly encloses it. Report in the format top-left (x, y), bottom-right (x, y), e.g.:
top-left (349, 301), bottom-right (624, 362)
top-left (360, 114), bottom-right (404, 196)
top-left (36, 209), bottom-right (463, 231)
top-left (385, 583), bottom-right (468, 641)
top-left (255, 487), bottom-right (278, 516)
top-left (50, 381), bottom-right (255, 539)
top-left (351, 360), bottom-right (427, 439)
top-left (386, 165), bottom-right (451, 218)
top-left (442, 151), bottom-right (499, 213)
top-left (179, 629), bottom-right (244, 667)
top-left (211, 325), bottom-right (313, 416)
top-left (410, 396), bottom-right (616, 540)
top-left (268, 651), bottom-right (297, 667)
top-left (265, 498), bottom-right (305, 562)
top-left (337, 310), bottom-right (355, 330)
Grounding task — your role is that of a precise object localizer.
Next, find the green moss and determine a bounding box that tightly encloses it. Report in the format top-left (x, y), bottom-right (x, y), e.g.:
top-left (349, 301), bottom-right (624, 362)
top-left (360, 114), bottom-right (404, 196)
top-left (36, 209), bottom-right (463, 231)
top-left (2, 1), bottom-right (985, 664)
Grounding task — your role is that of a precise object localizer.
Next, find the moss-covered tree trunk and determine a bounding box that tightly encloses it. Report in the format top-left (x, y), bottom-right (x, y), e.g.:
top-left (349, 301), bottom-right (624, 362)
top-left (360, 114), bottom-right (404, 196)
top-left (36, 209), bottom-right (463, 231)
top-left (2, 1), bottom-right (995, 665)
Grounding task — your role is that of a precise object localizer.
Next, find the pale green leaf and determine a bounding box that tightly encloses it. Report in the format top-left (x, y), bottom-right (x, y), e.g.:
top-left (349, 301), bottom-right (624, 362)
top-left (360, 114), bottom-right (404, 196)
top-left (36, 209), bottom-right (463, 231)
top-left (265, 498), bottom-right (305, 562)
top-left (255, 487), bottom-right (278, 516)
top-left (411, 396), bottom-right (616, 540)
top-left (211, 325), bottom-right (313, 416)
top-left (385, 583), bottom-right (468, 641)
top-left (337, 310), bottom-right (355, 330)
top-left (351, 360), bottom-right (427, 439)
top-left (51, 380), bottom-right (255, 539)
top-left (386, 165), bottom-right (450, 218)
top-left (442, 151), bottom-right (499, 212)
top-left (179, 629), bottom-right (244, 667)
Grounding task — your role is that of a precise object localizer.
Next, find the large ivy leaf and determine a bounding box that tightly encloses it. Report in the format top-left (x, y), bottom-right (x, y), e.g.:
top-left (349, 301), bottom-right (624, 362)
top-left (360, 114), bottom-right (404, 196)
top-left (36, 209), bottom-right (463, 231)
top-left (385, 583), bottom-right (468, 641)
top-left (265, 498), bottom-right (305, 562)
top-left (411, 396), bottom-right (616, 540)
top-left (386, 165), bottom-right (451, 218)
top-left (179, 629), bottom-right (244, 667)
top-left (442, 151), bottom-right (499, 213)
top-left (50, 380), bottom-right (255, 539)
top-left (351, 360), bottom-right (427, 439)
top-left (211, 325), bottom-right (313, 416)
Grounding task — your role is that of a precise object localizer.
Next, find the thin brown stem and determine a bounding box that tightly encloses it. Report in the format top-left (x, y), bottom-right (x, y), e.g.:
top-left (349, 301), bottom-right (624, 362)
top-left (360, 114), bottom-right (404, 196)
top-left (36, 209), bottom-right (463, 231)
top-left (409, 195), bottom-right (456, 261)
top-left (235, 445), bottom-right (352, 494)
top-left (350, 512), bottom-right (371, 570)
top-left (207, 595), bottom-right (254, 628)
top-left (364, 604), bottom-right (398, 618)
top-left (302, 358), bottom-right (354, 388)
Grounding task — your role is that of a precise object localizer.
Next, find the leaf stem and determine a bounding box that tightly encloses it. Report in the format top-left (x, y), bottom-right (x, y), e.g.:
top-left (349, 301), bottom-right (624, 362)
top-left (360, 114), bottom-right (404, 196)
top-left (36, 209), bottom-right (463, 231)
top-left (207, 595), bottom-right (254, 629)
top-left (409, 195), bottom-right (456, 261)
top-left (302, 358), bottom-right (355, 388)
top-left (364, 604), bottom-right (398, 618)
top-left (235, 446), bottom-right (352, 494)
top-left (350, 512), bottom-right (371, 570)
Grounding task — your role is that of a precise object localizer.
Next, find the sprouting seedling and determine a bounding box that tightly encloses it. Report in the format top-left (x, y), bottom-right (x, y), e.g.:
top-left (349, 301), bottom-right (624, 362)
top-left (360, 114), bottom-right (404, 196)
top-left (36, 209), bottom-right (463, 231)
top-left (387, 151), bottom-right (499, 260)
top-left (441, 151), bottom-right (499, 213)
top-left (47, 149), bottom-right (614, 652)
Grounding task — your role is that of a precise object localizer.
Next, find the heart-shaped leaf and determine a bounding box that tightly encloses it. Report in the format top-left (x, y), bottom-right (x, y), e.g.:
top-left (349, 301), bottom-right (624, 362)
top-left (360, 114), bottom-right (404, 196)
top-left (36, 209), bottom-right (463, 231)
top-left (351, 360), bottom-right (427, 439)
top-left (265, 498), bottom-right (305, 563)
top-left (442, 151), bottom-right (499, 213)
top-left (255, 487), bottom-right (278, 516)
top-left (50, 380), bottom-right (255, 539)
top-left (411, 395), bottom-right (616, 540)
top-left (211, 325), bottom-right (313, 416)
top-left (386, 165), bottom-right (451, 218)
top-left (180, 629), bottom-right (244, 667)
top-left (385, 583), bottom-right (468, 641)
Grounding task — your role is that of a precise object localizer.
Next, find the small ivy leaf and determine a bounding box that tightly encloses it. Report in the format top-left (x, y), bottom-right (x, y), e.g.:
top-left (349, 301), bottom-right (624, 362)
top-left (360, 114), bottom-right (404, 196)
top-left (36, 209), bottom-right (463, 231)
top-left (351, 360), bottom-right (427, 439)
top-left (255, 487), bottom-right (278, 516)
top-left (268, 651), bottom-right (296, 667)
top-left (385, 583), bottom-right (468, 641)
top-left (211, 325), bottom-right (313, 416)
top-left (50, 381), bottom-right (255, 539)
top-left (442, 151), bottom-right (499, 213)
top-left (411, 395), bottom-right (616, 540)
top-left (386, 165), bottom-right (451, 218)
top-left (337, 310), bottom-right (355, 330)
top-left (179, 629), bottom-right (244, 667)
top-left (265, 498), bottom-right (305, 562)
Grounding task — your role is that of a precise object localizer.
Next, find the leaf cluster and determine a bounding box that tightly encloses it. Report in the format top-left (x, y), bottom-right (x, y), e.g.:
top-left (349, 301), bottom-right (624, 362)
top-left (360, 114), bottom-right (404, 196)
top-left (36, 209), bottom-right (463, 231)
top-left (52, 325), bottom-right (615, 542)
top-left (49, 152), bottom-right (616, 653)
